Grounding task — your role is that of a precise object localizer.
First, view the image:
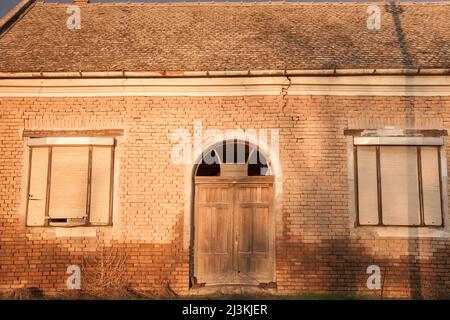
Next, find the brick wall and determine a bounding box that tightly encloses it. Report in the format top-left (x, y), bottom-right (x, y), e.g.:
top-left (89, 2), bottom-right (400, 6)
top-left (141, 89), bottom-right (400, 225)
top-left (0, 95), bottom-right (449, 298)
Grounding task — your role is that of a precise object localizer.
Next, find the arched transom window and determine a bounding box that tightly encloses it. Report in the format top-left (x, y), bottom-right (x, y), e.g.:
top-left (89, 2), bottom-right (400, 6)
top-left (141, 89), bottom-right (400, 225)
top-left (195, 140), bottom-right (271, 177)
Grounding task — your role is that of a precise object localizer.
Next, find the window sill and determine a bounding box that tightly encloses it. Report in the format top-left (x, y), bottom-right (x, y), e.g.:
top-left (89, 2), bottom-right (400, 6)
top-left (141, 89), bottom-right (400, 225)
top-left (350, 226), bottom-right (450, 239)
top-left (54, 227), bottom-right (98, 238)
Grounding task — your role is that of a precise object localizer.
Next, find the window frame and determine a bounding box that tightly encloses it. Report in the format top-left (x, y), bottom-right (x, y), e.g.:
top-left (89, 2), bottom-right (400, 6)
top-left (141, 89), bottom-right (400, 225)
top-left (25, 138), bottom-right (115, 227)
top-left (353, 141), bottom-right (445, 228)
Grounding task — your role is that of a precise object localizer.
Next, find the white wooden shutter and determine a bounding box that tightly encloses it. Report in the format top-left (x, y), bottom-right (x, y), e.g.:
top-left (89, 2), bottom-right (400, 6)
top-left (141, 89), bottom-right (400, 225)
top-left (89, 147), bottom-right (112, 225)
top-left (380, 146), bottom-right (421, 225)
top-left (27, 147), bottom-right (49, 226)
top-left (49, 147), bottom-right (89, 219)
top-left (357, 146), bottom-right (379, 225)
top-left (421, 147), bottom-right (443, 226)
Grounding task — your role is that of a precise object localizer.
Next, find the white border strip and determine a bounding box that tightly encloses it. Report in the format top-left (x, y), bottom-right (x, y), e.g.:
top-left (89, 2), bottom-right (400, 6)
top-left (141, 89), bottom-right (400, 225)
top-left (1, 75), bottom-right (450, 97)
top-left (354, 137), bottom-right (443, 146)
top-left (28, 137), bottom-right (114, 146)
top-left (0, 77), bottom-right (289, 97)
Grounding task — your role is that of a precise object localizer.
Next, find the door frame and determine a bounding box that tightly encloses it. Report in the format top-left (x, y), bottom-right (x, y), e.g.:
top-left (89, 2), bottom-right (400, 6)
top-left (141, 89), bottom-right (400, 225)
top-left (192, 176), bottom-right (276, 286)
top-left (185, 136), bottom-right (282, 289)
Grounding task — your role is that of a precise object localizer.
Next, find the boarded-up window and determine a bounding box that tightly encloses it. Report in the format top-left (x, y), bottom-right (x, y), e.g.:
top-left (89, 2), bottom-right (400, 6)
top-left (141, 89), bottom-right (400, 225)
top-left (355, 145), bottom-right (443, 227)
top-left (356, 146), bottom-right (378, 225)
top-left (26, 148), bottom-right (49, 226)
top-left (421, 147), bottom-right (443, 226)
top-left (380, 146), bottom-right (421, 225)
top-left (90, 147), bottom-right (113, 225)
top-left (26, 138), bottom-right (115, 227)
top-left (49, 147), bottom-right (89, 219)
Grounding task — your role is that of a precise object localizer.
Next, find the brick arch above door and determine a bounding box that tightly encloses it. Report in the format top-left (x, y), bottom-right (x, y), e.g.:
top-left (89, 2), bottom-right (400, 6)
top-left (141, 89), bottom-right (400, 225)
top-left (182, 133), bottom-right (283, 252)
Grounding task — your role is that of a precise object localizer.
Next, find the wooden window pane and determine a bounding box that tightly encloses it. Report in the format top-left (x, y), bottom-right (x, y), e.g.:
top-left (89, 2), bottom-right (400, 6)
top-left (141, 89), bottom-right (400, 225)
top-left (49, 147), bottom-right (89, 219)
top-left (27, 148), bottom-right (49, 226)
top-left (421, 147), bottom-right (443, 226)
top-left (89, 147), bottom-right (112, 225)
top-left (357, 146), bottom-right (379, 225)
top-left (380, 146), bottom-right (421, 225)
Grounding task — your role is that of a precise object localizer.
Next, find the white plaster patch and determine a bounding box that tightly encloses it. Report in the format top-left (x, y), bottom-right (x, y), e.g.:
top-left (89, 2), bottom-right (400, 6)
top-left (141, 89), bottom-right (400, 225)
top-left (54, 227), bottom-right (97, 238)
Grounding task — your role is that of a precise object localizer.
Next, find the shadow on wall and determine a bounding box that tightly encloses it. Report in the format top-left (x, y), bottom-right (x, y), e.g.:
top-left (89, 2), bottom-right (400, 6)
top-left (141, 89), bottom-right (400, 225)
top-left (277, 236), bottom-right (450, 299)
top-left (275, 9), bottom-right (450, 294)
top-left (387, 1), bottom-right (421, 299)
top-left (0, 213), bottom-right (189, 297)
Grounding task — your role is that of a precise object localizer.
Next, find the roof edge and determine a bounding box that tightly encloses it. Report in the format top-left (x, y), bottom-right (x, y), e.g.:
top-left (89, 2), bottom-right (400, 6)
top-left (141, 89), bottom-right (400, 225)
top-left (0, 0), bottom-right (35, 36)
top-left (1, 68), bottom-right (450, 79)
top-left (34, 1), bottom-right (450, 7)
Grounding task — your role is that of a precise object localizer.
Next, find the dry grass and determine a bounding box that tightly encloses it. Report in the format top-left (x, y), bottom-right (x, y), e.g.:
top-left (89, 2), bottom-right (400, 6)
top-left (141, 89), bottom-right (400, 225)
top-left (81, 246), bottom-right (128, 294)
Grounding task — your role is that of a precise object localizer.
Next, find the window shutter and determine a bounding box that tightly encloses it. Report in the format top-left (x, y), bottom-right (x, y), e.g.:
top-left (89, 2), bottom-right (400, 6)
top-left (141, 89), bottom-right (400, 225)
top-left (421, 147), bottom-right (443, 226)
top-left (27, 148), bottom-right (49, 226)
top-left (49, 147), bottom-right (89, 219)
top-left (357, 146), bottom-right (379, 225)
top-left (380, 146), bottom-right (421, 225)
top-left (89, 147), bottom-right (112, 224)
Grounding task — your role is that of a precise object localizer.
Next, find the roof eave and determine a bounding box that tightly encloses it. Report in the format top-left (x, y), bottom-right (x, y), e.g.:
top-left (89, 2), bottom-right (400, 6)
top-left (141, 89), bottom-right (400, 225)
top-left (0, 0), bottom-right (35, 36)
top-left (0, 68), bottom-right (450, 79)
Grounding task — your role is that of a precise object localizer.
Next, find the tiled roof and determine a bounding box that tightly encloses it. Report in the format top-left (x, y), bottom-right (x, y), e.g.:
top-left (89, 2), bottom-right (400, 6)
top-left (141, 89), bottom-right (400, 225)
top-left (0, 1), bottom-right (449, 73)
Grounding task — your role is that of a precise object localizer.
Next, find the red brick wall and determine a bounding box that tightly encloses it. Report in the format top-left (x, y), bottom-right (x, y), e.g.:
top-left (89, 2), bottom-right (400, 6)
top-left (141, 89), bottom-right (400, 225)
top-left (0, 95), bottom-right (449, 298)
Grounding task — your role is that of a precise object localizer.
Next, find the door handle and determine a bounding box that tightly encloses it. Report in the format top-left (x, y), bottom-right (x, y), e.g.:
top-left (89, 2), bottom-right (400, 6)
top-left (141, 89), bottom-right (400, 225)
top-left (28, 194), bottom-right (42, 201)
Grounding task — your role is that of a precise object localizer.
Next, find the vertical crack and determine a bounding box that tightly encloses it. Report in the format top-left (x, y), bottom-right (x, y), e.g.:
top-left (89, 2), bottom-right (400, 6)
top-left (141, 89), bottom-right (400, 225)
top-left (280, 75), bottom-right (292, 114)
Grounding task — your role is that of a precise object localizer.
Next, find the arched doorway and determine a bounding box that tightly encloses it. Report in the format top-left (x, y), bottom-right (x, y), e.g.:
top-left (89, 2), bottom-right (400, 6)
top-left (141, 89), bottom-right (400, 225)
top-left (192, 140), bottom-right (275, 286)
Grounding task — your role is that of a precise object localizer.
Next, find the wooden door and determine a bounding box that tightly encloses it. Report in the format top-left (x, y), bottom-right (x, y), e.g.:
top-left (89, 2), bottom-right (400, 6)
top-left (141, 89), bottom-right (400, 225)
top-left (235, 183), bottom-right (274, 284)
top-left (194, 176), bottom-right (274, 285)
top-left (195, 183), bottom-right (234, 284)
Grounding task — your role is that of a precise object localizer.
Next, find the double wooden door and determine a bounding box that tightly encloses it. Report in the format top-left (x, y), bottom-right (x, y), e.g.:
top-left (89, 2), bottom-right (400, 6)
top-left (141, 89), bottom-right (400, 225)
top-left (194, 176), bottom-right (275, 285)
